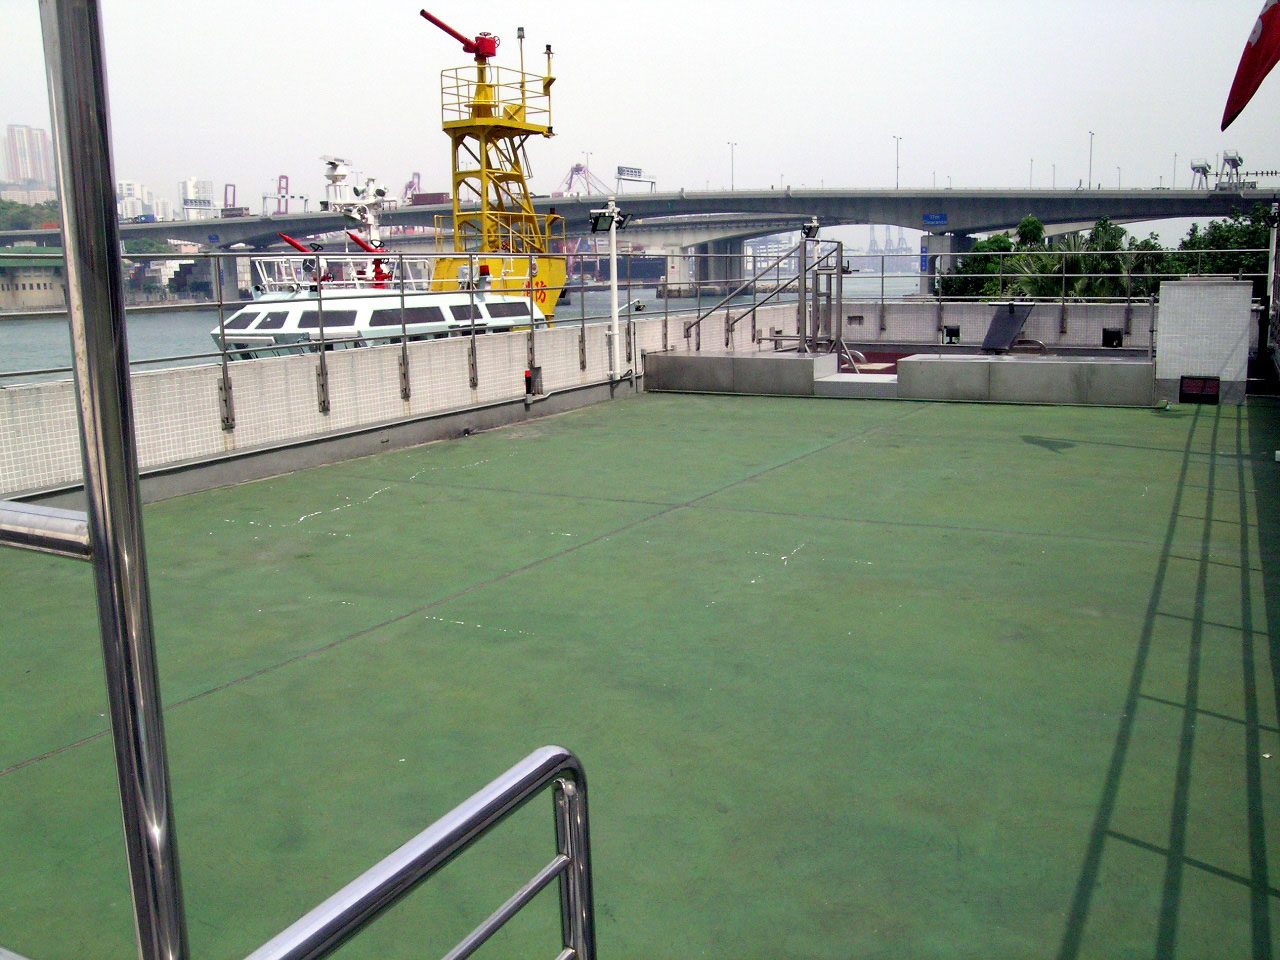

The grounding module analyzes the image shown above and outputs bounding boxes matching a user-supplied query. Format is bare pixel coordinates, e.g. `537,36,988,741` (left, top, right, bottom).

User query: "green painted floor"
2,394,1278,960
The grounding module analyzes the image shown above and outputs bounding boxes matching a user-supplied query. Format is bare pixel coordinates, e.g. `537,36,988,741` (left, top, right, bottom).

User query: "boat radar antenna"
318,155,393,245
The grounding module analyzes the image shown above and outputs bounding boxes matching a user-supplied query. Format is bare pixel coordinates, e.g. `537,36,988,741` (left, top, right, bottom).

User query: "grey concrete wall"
646,351,836,396
836,300,1155,350
650,350,839,396
898,355,1155,406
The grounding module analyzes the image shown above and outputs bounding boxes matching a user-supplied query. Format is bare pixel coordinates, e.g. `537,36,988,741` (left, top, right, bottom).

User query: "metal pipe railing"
38,3,190,960
244,745,595,960
0,500,91,559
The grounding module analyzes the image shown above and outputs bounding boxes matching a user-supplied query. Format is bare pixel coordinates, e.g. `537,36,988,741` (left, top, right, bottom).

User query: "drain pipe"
39,2,189,959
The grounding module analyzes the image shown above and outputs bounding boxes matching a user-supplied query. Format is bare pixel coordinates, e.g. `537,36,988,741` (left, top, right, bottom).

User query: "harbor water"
0,276,922,384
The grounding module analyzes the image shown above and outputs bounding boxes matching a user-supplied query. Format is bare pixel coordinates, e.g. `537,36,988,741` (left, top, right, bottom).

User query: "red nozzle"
420,8,498,60
278,233,310,253
346,230,379,253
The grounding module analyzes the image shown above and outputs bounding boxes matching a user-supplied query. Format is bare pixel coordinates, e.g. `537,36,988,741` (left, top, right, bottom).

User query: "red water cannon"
420,8,499,62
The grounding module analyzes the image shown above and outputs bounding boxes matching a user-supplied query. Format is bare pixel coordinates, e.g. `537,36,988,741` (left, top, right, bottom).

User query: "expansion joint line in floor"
1,406,927,778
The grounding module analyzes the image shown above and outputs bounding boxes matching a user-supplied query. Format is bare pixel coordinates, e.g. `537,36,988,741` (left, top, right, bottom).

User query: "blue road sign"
923,213,947,227
207,234,220,243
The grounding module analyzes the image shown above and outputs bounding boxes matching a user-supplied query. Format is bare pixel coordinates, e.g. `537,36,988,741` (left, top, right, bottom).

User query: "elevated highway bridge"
3,187,1275,252
2,186,1276,288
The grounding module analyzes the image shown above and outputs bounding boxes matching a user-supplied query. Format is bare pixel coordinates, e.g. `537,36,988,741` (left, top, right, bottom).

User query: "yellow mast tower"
420,9,566,316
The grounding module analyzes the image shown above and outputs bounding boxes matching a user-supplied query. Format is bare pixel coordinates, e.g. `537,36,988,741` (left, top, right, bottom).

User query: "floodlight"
801,217,820,239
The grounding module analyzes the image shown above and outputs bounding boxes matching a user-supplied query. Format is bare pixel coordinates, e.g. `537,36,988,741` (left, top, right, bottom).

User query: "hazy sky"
2,0,1277,236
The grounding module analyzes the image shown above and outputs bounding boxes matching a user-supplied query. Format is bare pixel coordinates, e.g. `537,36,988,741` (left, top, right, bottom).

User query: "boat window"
370,305,446,327
406,305,445,325
223,312,259,330
256,311,290,330
450,303,484,322
485,301,530,319
298,309,358,328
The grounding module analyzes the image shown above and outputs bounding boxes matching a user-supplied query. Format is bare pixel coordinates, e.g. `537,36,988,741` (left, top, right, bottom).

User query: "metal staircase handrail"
683,239,804,335
244,745,596,960
725,242,842,335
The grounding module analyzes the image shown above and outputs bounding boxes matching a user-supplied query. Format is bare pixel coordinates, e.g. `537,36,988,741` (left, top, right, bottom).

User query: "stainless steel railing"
245,745,595,960
1,8,601,960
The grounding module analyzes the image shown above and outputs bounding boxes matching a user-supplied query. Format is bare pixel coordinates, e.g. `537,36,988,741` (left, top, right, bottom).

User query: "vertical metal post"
797,238,808,353
527,254,537,376
38,3,189,959
835,241,844,354
1124,264,1134,335
213,253,234,429
750,252,758,346
468,253,478,388
1268,203,1278,322
1059,255,1068,336
397,254,410,401
315,260,329,413
608,200,620,376
663,257,670,352
879,253,886,333
578,254,586,370
695,261,701,342
554,779,596,960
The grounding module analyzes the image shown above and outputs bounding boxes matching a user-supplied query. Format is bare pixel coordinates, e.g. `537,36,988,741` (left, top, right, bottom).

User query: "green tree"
0,198,60,231
1169,204,1273,298
121,236,173,254
1015,215,1045,249
938,232,1015,297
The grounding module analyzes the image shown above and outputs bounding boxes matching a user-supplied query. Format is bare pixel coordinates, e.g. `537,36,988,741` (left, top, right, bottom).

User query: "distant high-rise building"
180,177,215,221
4,125,56,187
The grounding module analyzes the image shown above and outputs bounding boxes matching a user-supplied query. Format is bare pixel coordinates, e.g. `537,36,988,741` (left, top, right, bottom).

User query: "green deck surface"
2,394,1278,959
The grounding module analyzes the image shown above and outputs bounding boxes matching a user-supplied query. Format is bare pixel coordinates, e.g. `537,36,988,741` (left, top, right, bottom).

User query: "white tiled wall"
1155,280,1252,382
0,298,1164,496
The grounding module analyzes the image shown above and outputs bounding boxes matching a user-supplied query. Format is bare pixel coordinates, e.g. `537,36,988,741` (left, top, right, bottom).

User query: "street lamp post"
1029,158,1034,188
727,141,737,191
1116,166,1121,189
1088,131,1094,189
1052,163,1056,189
1173,152,1178,189
589,197,628,376
892,135,902,189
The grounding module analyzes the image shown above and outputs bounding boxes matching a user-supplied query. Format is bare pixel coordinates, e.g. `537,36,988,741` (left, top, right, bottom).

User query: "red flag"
1222,0,1280,130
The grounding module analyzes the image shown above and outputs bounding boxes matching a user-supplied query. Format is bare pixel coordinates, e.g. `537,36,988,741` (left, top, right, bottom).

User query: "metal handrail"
0,500,91,559
245,745,595,960
682,240,804,334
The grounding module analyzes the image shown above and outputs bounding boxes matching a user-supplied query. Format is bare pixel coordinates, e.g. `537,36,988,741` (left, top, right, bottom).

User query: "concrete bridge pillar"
695,238,745,293
919,232,973,294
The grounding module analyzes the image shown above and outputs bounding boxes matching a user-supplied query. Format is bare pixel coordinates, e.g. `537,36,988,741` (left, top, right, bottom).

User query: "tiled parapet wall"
0,315,686,497
0,299,1164,497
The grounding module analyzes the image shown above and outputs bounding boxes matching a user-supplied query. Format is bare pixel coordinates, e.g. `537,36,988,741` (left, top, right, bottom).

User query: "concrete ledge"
645,350,837,396
898,354,1155,406
814,373,899,399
